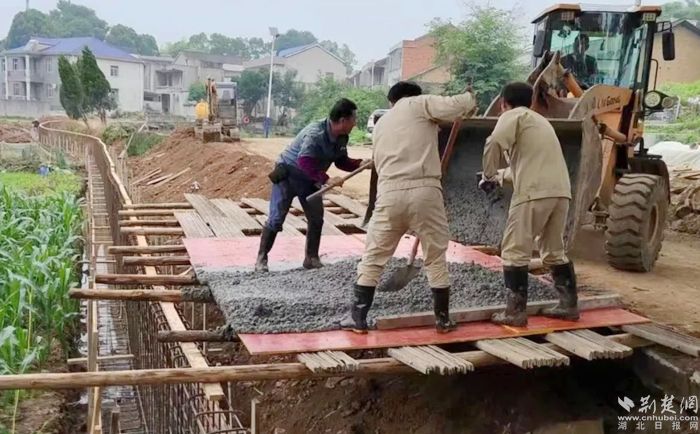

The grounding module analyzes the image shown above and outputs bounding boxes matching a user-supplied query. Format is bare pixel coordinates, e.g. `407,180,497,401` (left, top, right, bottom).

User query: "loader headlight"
643,91,662,109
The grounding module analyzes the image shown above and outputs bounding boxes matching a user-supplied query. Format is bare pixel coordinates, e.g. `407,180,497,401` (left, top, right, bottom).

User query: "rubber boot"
432,287,457,333
543,262,579,320
338,285,376,334
254,227,277,272
303,225,324,269
492,266,529,327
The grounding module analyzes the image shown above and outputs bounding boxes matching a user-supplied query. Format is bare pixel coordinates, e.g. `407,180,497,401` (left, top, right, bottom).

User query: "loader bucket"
440,116,602,250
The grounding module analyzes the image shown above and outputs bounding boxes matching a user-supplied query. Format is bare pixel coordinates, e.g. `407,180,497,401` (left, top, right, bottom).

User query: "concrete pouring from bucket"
204,257,557,334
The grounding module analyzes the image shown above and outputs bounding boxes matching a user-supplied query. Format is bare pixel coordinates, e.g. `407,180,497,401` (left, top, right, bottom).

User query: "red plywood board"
238,308,649,355
184,234,503,271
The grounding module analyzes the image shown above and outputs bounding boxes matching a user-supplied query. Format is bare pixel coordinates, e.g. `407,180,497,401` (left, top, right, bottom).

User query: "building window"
12,58,20,71
110,65,119,77
46,58,53,73
13,82,24,96
47,84,55,98
1,59,4,72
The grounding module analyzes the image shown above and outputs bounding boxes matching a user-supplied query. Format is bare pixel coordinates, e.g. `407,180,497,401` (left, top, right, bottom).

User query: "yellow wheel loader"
367,3,677,272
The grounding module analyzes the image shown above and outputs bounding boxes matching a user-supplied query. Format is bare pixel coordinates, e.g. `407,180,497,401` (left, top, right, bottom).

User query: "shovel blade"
378,265,422,292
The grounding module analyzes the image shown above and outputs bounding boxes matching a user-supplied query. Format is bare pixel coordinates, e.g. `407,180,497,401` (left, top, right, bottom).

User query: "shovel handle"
306,161,373,201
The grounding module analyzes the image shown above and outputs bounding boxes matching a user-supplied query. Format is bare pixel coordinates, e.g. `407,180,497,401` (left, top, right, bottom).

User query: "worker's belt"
268,163,289,184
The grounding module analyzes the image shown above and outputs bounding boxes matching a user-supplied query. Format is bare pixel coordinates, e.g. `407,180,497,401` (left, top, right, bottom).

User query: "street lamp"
264,27,279,138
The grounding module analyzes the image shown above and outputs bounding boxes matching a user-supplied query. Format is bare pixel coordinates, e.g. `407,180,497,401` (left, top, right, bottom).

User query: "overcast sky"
0,0,672,65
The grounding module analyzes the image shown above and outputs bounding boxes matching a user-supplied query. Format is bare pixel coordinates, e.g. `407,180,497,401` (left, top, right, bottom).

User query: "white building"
244,43,347,85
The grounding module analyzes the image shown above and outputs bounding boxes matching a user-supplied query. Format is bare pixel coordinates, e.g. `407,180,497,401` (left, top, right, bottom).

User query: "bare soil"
0,122,32,143
130,129,273,202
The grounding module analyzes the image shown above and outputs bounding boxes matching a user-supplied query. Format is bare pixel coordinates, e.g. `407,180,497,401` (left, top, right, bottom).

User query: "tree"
662,0,700,20
188,82,207,102
78,47,114,122
320,40,357,74
275,29,317,53
272,70,305,125
49,0,108,39
106,24,159,56
431,6,527,111
58,56,84,121
295,77,387,133
234,70,269,116
6,9,53,48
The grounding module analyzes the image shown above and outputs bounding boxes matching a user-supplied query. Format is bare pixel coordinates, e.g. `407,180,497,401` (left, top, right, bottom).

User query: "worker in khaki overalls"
480,82,578,327
339,82,477,334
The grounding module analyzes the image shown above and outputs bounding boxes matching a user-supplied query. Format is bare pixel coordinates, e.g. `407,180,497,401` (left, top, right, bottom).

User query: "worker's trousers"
501,197,570,267
357,186,450,288
266,175,323,234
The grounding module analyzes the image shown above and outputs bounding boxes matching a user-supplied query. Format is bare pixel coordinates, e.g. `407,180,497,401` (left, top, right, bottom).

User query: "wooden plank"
108,245,187,255
146,174,172,186
152,167,191,187
239,308,649,355
325,194,367,217
175,211,215,238
68,288,213,303
131,169,162,186
184,193,225,219
243,198,307,231
476,338,569,369
210,198,262,233
376,295,622,330
622,323,700,356
388,346,474,375
119,209,180,217
206,216,246,238
254,215,301,236
291,198,345,235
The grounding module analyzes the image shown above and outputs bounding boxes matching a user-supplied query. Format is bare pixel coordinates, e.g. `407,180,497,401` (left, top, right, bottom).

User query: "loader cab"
531,4,674,102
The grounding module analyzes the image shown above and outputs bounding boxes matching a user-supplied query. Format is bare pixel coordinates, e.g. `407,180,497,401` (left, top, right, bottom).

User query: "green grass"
659,80,700,105
0,172,82,196
646,113,700,144
127,132,165,157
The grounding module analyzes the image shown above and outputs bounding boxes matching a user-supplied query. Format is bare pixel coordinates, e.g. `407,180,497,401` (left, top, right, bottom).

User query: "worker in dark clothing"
561,33,598,88
255,98,371,272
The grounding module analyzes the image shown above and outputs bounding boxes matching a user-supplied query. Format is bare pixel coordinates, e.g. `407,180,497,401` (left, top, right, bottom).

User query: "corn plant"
0,186,83,386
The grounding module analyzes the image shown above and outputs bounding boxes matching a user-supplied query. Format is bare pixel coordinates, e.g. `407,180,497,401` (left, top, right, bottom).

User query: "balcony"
7,69,27,80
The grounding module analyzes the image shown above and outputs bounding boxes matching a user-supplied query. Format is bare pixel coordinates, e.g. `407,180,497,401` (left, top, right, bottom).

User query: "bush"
101,123,133,145
646,113,700,144
127,132,165,156
294,77,388,134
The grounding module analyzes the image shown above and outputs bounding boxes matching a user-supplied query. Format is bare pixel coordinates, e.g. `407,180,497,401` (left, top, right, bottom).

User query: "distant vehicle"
366,109,389,138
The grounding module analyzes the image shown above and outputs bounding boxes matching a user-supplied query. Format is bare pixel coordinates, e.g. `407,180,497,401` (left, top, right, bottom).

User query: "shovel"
378,119,463,292
306,160,373,202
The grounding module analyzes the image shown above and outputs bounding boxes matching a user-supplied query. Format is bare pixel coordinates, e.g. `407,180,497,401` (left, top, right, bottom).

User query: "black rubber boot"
492,266,529,327
432,287,457,333
338,285,375,334
543,262,579,320
254,227,277,272
303,225,323,269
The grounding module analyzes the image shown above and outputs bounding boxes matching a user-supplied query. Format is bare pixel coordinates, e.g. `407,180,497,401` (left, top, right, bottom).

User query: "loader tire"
605,174,667,272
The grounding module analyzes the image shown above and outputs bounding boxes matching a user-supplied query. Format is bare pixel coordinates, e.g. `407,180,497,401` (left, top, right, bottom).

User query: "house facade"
652,20,700,85
243,43,347,85
351,33,450,90
0,37,144,112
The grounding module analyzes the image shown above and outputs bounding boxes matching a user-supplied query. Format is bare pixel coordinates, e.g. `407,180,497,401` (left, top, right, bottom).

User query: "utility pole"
26,0,29,11
264,27,279,138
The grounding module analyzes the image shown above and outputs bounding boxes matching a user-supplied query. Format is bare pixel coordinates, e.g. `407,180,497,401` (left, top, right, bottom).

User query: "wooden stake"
157,330,237,343
120,227,184,236
121,255,191,266
118,219,180,227
68,354,135,366
68,288,213,303
94,274,196,286
0,333,650,390
108,245,187,255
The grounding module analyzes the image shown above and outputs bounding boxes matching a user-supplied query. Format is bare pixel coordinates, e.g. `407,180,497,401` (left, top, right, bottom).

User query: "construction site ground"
117,129,700,432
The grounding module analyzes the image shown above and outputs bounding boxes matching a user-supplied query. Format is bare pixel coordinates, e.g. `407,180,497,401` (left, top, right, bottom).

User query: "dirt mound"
130,128,273,203
669,168,700,234
0,123,32,143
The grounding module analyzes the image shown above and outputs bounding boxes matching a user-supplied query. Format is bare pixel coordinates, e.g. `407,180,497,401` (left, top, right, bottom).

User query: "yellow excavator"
194,78,241,143
366,3,677,272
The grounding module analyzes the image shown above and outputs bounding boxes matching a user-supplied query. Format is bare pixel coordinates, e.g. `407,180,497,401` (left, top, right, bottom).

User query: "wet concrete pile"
204,258,556,333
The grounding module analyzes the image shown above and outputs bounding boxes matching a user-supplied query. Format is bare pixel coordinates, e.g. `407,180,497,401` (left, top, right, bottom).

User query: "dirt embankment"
129,129,273,203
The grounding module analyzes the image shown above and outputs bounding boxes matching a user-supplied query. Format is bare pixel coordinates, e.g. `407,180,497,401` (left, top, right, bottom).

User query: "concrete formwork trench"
202,257,557,333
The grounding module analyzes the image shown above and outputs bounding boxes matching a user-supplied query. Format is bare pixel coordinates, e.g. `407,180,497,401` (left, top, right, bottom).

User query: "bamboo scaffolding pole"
108,245,187,255
0,334,651,390
121,255,191,266
118,219,180,227
94,274,196,286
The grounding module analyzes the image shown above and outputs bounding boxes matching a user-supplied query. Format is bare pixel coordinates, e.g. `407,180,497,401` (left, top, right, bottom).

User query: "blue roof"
277,43,316,57
2,37,138,62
